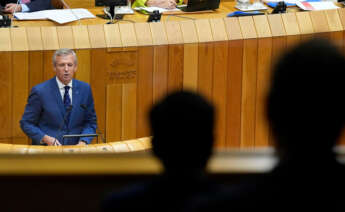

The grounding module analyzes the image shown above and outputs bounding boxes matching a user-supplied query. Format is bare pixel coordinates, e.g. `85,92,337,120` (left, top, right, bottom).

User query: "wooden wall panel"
210,18,228,41
88,25,106,48
29,51,44,89
198,43,214,100
255,38,272,147
10,28,28,51
180,20,199,43
134,23,153,46
226,17,243,148
165,21,184,44
41,27,59,50
104,24,122,48
56,26,75,49
183,44,198,91
310,10,329,38
12,52,29,145
137,47,153,138
91,49,108,142
120,24,138,47
43,51,55,81
168,44,184,92
75,49,91,83
26,27,43,51
241,39,258,148
153,46,168,103
325,10,344,50
296,12,314,40
0,52,12,144
212,41,228,148
122,83,137,140
106,84,122,142
0,28,12,51
150,22,168,46
282,13,301,47
72,26,91,49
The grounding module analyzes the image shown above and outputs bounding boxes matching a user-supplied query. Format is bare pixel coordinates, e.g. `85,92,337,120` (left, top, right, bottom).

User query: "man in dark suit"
102,91,219,212
20,48,97,146
1,0,54,13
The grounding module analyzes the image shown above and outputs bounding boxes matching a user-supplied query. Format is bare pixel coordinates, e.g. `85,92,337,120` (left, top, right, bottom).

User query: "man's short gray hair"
52,48,78,66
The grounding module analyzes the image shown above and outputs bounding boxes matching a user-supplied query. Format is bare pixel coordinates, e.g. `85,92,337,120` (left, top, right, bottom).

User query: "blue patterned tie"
64,86,71,125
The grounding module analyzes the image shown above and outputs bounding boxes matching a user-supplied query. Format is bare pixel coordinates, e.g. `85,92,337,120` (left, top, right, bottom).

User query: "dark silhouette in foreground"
102,91,218,212
190,38,345,211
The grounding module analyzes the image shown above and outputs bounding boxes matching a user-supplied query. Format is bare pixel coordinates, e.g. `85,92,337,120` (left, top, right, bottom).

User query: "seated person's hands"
3,3,22,13
146,0,177,9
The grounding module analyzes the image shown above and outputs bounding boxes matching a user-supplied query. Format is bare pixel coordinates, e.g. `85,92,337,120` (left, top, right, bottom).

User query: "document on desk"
134,6,181,13
14,8,96,24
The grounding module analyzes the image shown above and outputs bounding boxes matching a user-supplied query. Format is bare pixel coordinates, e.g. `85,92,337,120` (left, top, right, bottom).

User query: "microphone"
57,105,73,145
9,0,20,28
80,104,105,143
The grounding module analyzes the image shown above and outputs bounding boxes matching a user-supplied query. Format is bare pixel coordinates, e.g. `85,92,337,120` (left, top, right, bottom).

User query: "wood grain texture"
0,52,12,143
153,46,168,103
267,14,286,37
239,16,257,39
43,51,55,81
12,52,29,145
296,12,314,35
282,13,300,36
198,43,214,101
104,24,122,48
195,19,213,43
255,38,272,147
41,27,59,50
165,21,184,44
106,84,122,142
122,83,137,140
180,20,199,43
75,49,91,83
213,41,228,148
64,0,94,8
253,15,271,38
88,25,106,48
10,28,28,51
29,51,44,89
91,49,108,142
72,25,91,49
183,43,198,91
168,44,184,92
227,40,243,148
310,10,329,33
137,47,153,138
149,22,168,46
241,39,258,148
119,24,138,47
0,28,12,51
134,23,153,46
26,27,43,51
224,17,243,40
210,18,228,41
56,26,75,49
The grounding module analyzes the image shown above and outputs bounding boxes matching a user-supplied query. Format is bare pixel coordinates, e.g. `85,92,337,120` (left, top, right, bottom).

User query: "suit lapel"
50,77,65,120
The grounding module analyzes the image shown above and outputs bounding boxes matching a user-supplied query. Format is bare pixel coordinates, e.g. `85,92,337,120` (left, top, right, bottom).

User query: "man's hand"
77,141,87,146
42,135,61,146
146,0,177,9
4,3,22,14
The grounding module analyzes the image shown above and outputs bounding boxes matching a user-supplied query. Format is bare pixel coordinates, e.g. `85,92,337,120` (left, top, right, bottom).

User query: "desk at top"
1,2,345,148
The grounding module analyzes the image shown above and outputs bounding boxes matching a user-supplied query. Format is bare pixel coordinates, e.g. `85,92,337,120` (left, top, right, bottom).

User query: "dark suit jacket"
0,0,54,12
20,77,97,145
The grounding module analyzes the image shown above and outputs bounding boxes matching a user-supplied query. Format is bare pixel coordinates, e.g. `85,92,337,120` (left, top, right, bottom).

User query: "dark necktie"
64,86,71,125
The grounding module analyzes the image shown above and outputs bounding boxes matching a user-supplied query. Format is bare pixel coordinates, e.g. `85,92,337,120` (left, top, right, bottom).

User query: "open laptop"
177,0,220,12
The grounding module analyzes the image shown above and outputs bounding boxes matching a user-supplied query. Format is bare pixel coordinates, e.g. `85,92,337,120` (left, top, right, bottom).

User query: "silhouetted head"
149,91,215,171
267,38,345,158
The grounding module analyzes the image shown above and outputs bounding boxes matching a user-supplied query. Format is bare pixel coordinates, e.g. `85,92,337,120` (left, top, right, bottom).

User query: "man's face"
54,54,77,85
